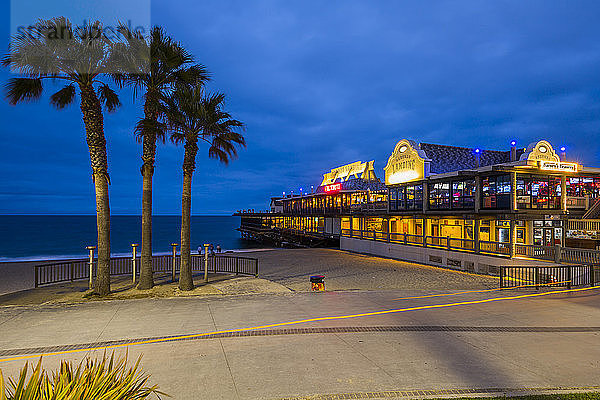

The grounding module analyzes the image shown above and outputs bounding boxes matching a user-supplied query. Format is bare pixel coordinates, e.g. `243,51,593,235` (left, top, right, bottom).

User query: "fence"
34,254,259,288
500,265,599,289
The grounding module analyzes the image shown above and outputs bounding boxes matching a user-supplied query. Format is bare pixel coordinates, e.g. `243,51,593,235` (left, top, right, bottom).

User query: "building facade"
236,139,600,271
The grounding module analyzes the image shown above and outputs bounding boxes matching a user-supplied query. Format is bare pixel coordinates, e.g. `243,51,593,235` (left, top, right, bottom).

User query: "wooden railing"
566,196,588,209
341,229,507,256
341,228,600,265
560,247,600,265
479,240,511,256
34,254,259,288
567,219,600,231
514,244,556,261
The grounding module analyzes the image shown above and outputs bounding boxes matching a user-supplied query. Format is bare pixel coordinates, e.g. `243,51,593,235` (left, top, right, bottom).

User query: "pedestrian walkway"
0,287,599,399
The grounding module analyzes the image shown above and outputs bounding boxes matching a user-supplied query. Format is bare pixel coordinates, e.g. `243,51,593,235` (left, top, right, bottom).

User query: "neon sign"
324,183,341,193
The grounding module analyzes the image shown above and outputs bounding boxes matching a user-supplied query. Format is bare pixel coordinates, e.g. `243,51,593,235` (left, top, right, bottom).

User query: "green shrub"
0,352,166,399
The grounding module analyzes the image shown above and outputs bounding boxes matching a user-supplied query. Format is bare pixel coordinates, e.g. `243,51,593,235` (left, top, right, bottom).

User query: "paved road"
1,286,599,399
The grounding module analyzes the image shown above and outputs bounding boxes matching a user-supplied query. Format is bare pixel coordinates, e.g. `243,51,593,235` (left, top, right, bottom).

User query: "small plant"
0,352,166,399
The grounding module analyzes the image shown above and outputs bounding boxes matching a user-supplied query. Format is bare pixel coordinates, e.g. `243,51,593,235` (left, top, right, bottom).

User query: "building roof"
420,143,524,174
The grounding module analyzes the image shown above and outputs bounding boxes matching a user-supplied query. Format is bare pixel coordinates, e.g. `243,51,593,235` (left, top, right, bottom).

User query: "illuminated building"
236,139,600,270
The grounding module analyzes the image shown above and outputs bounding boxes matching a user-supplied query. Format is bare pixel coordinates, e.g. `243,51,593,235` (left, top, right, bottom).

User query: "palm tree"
113,27,209,289
164,85,245,290
2,18,123,295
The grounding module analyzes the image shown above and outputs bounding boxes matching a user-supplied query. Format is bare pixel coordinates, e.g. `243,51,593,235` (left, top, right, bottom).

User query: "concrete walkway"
1,287,599,399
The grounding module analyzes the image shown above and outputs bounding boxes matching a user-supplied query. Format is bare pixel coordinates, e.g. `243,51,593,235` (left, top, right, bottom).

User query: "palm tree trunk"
79,83,111,295
138,160,154,289
179,171,194,290
138,92,159,289
94,174,111,295
179,138,198,291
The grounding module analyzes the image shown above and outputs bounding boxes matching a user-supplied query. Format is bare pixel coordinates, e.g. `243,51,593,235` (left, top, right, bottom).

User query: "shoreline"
0,247,277,264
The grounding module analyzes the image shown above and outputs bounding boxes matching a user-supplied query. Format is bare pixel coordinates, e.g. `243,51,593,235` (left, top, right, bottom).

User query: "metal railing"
500,265,598,289
34,254,259,288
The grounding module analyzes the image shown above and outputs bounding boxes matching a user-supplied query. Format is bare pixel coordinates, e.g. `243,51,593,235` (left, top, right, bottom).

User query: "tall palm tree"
2,18,123,295
164,85,245,290
113,27,209,289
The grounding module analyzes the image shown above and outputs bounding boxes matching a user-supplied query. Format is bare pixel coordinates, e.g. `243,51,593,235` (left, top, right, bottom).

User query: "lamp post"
171,243,178,282
203,243,210,283
86,246,96,290
131,243,138,284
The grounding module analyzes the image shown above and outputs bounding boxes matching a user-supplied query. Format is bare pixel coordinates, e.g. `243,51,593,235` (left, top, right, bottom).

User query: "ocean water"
0,215,257,262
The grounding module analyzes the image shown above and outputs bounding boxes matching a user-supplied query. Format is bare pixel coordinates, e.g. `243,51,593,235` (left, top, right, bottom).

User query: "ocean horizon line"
0,214,239,216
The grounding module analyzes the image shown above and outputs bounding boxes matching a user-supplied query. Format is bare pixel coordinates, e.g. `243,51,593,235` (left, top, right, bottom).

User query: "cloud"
1,0,600,213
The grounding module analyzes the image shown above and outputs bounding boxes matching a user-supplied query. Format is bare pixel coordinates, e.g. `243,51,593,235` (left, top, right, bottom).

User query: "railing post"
171,243,178,282
499,267,504,288
86,246,96,290
447,236,451,251
567,265,572,290
423,236,428,248
474,219,480,254
554,245,561,264
255,259,259,277
70,262,74,282
204,243,210,283
535,267,540,291
131,243,138,284
235,257,239,275
35,266,39,288
589,265,594,287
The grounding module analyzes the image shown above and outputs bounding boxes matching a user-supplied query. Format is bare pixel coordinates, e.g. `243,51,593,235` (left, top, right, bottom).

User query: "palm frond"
174,64,210,86
134,118,168,143
5,78,43,105
97,83,121,113
49,84,76,109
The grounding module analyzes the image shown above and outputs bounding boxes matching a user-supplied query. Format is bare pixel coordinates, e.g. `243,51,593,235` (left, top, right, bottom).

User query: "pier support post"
86,246,96,290
131,243,138,284
204,243,210,283
171,243,178,282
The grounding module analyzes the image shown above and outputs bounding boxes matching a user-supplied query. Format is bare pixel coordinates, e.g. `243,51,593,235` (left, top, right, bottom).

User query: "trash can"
310,275,325,292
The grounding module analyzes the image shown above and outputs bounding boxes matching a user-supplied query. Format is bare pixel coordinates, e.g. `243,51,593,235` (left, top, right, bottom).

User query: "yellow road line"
0,285,598,364
391,280,572,300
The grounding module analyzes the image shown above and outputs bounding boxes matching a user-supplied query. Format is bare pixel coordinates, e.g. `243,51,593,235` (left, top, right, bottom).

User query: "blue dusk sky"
0,0,599,215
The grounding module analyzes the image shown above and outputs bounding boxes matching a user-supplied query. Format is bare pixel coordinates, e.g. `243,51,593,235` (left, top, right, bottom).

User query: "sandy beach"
0,261,37,296
0,248,496,299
